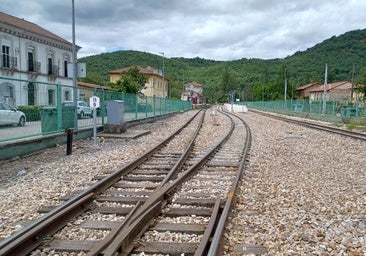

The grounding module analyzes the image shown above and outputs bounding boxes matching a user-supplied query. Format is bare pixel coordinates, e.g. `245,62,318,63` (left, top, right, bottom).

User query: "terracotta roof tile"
296,82,321,90
78,81,110,90
310,81,351,92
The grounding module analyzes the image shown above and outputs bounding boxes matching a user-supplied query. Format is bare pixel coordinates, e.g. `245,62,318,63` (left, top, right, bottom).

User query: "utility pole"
284,68,287,110
159,52,165,98
72,0,78,127
322,64,328,115
351,63,355,101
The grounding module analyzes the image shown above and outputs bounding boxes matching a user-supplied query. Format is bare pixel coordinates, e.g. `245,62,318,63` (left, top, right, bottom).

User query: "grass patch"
346,117,366,131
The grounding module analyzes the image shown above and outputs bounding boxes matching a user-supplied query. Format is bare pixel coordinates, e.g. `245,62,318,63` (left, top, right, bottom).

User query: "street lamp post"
72,0,78,128
159,52,165,98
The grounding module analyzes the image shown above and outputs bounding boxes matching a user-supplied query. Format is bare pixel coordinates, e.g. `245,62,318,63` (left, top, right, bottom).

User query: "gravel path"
225,111,366,255
0,110,201,239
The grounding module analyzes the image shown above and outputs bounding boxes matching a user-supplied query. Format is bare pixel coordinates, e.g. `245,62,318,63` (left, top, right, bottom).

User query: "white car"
63,100,93,118
0,102,26,126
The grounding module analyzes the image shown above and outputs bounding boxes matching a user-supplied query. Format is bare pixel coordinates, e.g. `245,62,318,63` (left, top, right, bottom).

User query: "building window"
2,45,10,68
47,52,58,76
27,48,40,72
64,90,70,101
28,82,35,105
64,60,68,77
48,57,53,75
28,51,34,71
48,89,55,105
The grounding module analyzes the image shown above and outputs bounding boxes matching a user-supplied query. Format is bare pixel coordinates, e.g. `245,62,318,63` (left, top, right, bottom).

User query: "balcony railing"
48,65,59,76
1,56,17,69
28,61,41,73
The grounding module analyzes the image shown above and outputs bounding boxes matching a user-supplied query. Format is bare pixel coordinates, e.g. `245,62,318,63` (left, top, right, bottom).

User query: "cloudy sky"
2,0,366,60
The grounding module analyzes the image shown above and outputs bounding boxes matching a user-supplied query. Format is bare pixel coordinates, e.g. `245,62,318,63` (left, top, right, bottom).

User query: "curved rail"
207,109,252,255
99,108,253,255
85,110,237,255
250,109,366,141
0,110,204,256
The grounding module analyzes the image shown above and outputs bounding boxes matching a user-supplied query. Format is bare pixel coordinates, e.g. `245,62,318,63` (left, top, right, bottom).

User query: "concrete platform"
97,129,150,139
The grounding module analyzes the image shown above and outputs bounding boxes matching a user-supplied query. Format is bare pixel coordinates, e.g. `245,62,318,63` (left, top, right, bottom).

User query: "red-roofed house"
309,81,353,101
296,82,322,98
0,12,81,107
108,66,168,98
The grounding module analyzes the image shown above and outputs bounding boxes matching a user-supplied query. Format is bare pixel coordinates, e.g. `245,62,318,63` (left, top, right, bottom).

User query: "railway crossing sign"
89,96,100,146
90,96,100,109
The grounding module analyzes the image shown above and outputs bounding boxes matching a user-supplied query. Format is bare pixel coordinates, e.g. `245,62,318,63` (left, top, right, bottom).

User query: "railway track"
250,109,366,141
0,108,252,256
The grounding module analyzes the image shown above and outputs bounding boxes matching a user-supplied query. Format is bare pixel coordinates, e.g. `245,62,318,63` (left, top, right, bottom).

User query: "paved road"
0,111,155,142
0,117,100,142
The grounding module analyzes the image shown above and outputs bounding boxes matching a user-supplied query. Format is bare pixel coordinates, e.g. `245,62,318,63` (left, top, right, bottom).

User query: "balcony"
1,56,17,70
48,65,59,76
28,61,41,73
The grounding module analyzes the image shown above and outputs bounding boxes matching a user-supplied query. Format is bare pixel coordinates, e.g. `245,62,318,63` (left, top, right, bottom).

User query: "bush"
18,105,42,121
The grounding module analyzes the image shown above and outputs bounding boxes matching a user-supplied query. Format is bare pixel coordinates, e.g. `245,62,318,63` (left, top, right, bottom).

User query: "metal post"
66,128,73,155
322,64,328,115
72,0,78,128
159,52,165,98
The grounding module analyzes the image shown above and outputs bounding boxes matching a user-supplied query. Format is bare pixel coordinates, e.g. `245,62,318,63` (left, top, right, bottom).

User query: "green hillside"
79,28,366,102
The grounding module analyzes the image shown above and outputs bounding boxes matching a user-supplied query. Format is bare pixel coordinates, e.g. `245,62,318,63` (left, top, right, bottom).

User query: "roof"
78,82,110,90
109,66,161,76
310,81,352,92
0,12,77,49
296,82,321,91
184,81,203,88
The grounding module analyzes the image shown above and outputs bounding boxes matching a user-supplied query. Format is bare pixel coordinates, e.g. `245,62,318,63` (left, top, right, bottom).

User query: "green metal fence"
242,99,365,123
0,76,192,143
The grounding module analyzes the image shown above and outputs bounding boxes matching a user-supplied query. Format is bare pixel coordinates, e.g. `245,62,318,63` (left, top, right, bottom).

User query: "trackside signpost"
90,96,100,146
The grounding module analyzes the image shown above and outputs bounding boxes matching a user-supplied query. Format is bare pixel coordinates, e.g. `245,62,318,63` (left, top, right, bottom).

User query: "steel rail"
0,110,203,256
207,109,252,255
250,109,366,141
89,110,237,255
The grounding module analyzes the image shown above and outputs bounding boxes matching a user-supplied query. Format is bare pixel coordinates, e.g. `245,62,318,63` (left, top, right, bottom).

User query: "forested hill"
79,28,366,101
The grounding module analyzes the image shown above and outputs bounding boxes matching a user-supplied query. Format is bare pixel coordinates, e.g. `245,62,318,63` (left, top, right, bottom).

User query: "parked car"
0,102,26,126
63,100,93,119
137,103,152,112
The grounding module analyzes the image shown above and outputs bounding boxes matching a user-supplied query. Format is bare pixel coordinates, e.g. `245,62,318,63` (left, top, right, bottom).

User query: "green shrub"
18,105,42,121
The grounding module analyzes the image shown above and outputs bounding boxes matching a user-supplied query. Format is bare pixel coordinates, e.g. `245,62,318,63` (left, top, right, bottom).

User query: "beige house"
181,81,204,104
309,81,354,101
108,66,168,98
296,82,322,99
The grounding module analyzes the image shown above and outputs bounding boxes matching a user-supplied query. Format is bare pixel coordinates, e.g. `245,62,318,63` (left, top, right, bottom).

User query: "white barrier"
224,103,248,113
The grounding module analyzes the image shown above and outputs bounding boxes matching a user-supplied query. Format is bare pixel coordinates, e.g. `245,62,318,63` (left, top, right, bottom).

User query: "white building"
181,81,204,104
0,12,80,107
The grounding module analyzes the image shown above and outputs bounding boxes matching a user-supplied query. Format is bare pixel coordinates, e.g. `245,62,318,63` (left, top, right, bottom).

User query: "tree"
111,66,147,94
355,67,366,99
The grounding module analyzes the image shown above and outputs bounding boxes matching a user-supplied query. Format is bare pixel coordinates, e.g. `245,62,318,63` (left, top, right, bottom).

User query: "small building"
0,12,80,107
108,66,168,98
77,82,110,102
296,82,322,99
309,81,353,101
181,81,204,104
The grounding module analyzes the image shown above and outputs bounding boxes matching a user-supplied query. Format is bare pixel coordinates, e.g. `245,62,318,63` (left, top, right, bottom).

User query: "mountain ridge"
79,28,366,101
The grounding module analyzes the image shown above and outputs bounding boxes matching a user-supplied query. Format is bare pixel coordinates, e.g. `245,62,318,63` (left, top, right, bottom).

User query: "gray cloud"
2,0,365,60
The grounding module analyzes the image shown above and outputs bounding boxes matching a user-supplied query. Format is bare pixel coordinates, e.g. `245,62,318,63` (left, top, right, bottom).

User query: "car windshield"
0,102,14,110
